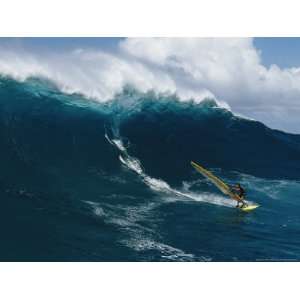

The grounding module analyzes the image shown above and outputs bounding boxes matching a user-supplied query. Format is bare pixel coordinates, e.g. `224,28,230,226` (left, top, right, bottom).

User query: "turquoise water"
0,77,299,261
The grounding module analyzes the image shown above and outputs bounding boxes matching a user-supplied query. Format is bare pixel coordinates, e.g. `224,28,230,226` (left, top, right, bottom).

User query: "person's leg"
240,198,248,208
234,195,240,208
240,196,247,208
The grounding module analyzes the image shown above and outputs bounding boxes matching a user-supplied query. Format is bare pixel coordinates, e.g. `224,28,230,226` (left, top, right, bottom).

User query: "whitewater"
1,37,300,132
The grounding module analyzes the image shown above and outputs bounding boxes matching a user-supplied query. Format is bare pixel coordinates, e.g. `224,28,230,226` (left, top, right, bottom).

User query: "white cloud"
0,38,300,133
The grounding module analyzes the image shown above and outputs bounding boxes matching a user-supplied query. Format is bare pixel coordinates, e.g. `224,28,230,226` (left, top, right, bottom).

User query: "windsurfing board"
239,204,260,212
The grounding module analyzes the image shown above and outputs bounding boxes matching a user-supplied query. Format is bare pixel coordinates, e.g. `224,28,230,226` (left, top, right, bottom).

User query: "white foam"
123,237,198,261
85,200,106,217
119,155,143,175
235,172,300,201
3,38,300,132
84,184,211,262
112,139,127,152
106,133,236,208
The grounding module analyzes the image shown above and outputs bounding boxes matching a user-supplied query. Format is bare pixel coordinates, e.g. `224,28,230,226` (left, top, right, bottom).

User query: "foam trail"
105,133,235,208
85,200,201,261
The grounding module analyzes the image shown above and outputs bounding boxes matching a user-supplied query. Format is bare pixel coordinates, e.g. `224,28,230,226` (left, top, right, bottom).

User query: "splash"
105,132,236,208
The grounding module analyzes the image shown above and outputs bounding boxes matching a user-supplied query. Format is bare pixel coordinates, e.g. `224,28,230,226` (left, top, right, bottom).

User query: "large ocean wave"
0,75,300,261
1,76,299,188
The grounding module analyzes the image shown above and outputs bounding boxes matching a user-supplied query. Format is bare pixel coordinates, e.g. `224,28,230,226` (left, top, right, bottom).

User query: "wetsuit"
237,186,245,199
232,186,247,208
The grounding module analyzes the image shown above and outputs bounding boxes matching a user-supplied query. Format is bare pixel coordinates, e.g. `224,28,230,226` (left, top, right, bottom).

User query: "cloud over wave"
0,38,299,132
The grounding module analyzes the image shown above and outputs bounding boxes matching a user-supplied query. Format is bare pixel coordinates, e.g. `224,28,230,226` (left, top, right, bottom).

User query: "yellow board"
239,204,260,212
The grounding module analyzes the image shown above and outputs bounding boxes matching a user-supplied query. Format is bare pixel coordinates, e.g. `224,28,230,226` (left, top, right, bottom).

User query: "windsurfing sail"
191,161,237,199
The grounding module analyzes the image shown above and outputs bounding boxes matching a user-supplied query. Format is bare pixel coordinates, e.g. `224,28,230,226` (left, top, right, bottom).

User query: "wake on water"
104,132,236,208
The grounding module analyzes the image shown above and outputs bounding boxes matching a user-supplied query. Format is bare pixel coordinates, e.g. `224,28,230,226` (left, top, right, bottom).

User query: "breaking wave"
0,76,300,261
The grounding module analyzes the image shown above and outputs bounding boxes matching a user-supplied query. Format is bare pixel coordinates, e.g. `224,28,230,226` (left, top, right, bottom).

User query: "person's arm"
230,186,237,192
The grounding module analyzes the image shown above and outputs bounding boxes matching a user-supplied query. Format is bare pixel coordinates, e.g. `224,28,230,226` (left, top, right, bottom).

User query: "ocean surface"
0,76,299,261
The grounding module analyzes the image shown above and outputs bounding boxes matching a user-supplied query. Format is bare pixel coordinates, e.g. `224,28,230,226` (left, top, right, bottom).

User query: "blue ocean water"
0,76,299,261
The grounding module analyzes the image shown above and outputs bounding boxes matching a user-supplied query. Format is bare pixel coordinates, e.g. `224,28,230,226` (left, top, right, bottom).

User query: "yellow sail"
191,161,236,198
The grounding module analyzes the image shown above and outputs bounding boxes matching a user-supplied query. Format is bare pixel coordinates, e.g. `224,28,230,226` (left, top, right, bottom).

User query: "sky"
0,37,299,133
4,37,300,69
254,38,300,68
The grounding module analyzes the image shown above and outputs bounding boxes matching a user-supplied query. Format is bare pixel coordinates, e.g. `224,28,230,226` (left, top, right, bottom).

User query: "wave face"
0,76,300,261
